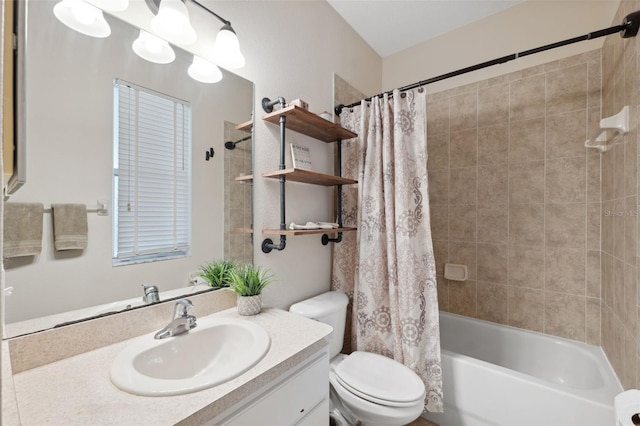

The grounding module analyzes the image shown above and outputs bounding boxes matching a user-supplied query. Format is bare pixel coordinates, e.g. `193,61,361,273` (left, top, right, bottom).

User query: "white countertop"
11,308,332,426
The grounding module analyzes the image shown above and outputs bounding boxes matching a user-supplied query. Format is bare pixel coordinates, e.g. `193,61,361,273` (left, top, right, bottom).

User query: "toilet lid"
334,351,425,406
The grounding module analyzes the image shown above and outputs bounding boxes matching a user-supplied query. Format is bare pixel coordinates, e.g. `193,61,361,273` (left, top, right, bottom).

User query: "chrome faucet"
142,284,160,304
154,299,197,339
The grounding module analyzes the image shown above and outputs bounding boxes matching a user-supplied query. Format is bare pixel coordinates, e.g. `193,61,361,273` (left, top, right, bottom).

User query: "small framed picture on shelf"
290,144,312,170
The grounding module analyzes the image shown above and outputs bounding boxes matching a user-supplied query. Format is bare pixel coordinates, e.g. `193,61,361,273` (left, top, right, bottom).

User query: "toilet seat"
334,351,425,407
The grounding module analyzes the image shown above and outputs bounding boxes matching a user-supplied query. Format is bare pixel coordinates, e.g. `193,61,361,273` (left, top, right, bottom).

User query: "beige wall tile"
545,64,588,116
450,92,478,132
449,167,477,205
449,241,477,281
477,281,508,324
449,205,477,242
602,142,615,201
510,74,546,122
587,154,601,203
614,197,626,259
586,250,601,298
450,129,478,168
509,161,545,204
624,263,637,338
586,297,601,346
613,144,626,200
624,329,638,389
478,125,508,166
478,165,507,205
449,280,477,317
625,131,639,198
587,202,601,250
477,204,508,244
427,97,450,137
546,110,587,159
477,243,508,284
544,291,586,342
427,133,450,171
588,52,602,110
614,258,626,319
430,205,448,241
545,157,587,203
509,117,545,163
602,252,614,309
428,170,449,206
602,201,615,254
508,286,544,332
478,83,508,127
625,196,638,264
509,245,545,289
544,247,586,295
509,203,544,246
545,203,586,249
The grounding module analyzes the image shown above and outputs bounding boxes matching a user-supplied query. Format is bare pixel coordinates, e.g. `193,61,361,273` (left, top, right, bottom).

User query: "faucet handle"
173,298,193,318
141,284,160,304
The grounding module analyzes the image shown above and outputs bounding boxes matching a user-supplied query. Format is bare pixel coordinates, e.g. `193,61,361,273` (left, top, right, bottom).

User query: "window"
112,80,192,265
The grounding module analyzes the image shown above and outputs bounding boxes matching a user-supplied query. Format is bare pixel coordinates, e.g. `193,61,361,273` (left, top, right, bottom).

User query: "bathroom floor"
407,417,438,426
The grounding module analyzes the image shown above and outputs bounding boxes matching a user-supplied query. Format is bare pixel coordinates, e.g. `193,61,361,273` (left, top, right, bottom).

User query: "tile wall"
429,49,604,345
224,121,253,264
600,0,640,391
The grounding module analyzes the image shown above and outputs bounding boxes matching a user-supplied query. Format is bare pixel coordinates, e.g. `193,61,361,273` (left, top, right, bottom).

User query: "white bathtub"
423,312,622,426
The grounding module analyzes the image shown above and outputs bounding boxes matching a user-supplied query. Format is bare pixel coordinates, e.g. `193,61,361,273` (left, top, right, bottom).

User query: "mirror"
3,1,254,337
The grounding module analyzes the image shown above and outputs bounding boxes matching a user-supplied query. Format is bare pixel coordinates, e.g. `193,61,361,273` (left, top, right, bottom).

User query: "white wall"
5,0,382,322
382,0,620,94
207,1,382,309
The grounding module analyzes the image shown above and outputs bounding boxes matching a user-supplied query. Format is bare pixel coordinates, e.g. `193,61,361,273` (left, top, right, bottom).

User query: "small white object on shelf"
289,222,339,230
444,263,468,282
585,106,629,153
290,144,312,170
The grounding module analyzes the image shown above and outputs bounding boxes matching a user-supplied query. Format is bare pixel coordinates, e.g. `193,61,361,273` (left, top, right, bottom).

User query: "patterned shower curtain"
332,88,443,412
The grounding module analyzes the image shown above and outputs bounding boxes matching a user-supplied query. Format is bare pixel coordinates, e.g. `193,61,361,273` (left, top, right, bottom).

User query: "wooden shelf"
234,228,253,234
235,120,253,132
262,227,356,236
262,105,357,142
235,174,253,182
262,168,357,186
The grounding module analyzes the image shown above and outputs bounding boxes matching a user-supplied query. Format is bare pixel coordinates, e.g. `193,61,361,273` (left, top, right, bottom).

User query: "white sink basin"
110,316,270,396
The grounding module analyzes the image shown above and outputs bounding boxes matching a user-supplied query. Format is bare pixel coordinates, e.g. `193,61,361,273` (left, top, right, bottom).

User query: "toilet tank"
290,291,349,358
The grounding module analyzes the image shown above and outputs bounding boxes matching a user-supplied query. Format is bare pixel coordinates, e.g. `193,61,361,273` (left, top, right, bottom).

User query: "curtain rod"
335,10,640,116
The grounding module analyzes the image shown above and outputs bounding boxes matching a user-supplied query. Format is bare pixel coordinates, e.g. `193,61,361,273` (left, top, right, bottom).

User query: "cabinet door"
296,398,329,426
222,349,329,426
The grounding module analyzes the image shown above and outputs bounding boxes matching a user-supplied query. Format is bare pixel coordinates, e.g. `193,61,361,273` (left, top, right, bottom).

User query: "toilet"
290,291,425,426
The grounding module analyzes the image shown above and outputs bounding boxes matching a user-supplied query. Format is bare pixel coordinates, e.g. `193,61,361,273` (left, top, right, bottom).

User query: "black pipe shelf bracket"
334,10,640,116
260,97,358,253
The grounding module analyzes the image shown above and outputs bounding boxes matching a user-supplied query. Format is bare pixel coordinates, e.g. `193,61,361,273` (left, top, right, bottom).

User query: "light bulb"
188,55,223,83
53,0,111,38
132,30,175,64
151,0,196,45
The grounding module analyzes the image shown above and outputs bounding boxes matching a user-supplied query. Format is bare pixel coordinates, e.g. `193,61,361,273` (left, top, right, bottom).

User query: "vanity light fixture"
132,30,176,64
53,0,111,38
151,0,197,45
188,55,223,83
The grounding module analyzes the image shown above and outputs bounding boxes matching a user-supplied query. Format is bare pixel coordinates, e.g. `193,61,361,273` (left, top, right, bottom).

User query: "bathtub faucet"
154,299,197,339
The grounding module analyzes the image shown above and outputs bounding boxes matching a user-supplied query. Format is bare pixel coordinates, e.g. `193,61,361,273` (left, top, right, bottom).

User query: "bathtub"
423,312,622,426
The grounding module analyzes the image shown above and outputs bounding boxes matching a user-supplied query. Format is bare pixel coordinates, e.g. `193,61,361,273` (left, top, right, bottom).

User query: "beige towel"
3,203,44,258
52,204,88,251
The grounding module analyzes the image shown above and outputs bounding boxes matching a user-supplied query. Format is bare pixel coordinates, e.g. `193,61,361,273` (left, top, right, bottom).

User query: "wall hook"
205,147,214,161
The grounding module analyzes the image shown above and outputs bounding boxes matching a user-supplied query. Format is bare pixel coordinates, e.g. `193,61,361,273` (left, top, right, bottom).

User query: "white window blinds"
113,80,192,264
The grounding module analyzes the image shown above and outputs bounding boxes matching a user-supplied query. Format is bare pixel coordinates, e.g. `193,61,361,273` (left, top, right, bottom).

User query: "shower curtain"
332,88,443,412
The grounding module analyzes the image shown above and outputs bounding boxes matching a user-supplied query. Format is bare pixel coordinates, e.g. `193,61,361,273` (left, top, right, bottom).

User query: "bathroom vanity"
7,307,332,425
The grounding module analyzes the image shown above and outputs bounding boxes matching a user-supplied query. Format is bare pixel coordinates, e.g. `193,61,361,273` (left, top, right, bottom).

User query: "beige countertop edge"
11,308,333,426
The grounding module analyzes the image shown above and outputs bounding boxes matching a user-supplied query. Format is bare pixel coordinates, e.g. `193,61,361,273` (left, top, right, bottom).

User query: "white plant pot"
237,294,262,316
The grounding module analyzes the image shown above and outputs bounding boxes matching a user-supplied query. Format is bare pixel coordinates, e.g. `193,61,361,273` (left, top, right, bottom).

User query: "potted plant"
199,259,235,288
227,264,273,315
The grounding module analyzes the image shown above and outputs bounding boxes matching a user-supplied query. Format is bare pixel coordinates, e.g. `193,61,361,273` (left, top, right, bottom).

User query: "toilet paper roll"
615,389,640,426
